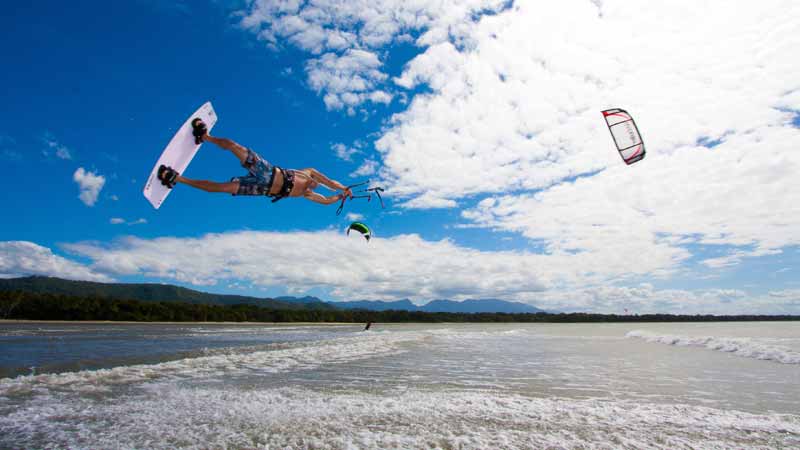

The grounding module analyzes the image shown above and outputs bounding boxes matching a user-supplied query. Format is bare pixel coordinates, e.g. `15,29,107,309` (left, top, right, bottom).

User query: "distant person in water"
157,118,352,205
364,322,373,331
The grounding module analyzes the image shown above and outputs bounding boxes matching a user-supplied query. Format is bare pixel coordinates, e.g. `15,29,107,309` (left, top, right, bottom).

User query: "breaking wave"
626,330,800,364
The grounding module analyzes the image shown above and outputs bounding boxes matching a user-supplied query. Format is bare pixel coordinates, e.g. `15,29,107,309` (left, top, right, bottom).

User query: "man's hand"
341,188,353,199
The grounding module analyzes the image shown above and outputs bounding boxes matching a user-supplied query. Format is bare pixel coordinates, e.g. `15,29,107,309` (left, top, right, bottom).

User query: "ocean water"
0,321,798,449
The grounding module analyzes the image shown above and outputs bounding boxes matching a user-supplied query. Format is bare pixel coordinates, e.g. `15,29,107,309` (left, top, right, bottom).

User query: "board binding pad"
143,101,218,209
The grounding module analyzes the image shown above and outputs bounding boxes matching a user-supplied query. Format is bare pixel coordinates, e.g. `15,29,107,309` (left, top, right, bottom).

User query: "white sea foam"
0,332,419,397
626,330,800,364
0,327,114,336
1,386,798,449
426,327,624,344
182,325,351,334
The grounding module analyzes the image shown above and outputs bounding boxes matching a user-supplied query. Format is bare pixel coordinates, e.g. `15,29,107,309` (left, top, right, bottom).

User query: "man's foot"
191,118,207,145
157,165,179,188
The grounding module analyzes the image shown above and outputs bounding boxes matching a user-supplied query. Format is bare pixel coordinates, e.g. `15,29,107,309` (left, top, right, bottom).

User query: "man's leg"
203,135,249,165
176,175,239,194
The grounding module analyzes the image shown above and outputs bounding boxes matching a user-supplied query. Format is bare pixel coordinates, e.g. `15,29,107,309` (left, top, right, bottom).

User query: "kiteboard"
143,101,218,209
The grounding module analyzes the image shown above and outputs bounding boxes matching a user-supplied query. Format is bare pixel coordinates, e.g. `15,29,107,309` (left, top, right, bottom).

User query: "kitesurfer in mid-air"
157,119,352,205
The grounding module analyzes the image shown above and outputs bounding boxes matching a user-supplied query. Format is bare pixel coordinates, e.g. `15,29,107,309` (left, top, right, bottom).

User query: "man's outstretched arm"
304,168,349,192
304,191,345,205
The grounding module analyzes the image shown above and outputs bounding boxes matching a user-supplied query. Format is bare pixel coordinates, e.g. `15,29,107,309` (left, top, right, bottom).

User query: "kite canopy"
602,108,645,165
347,222,371,241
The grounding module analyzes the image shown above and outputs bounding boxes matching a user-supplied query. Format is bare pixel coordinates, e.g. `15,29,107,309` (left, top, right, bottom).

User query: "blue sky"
1,0,798,314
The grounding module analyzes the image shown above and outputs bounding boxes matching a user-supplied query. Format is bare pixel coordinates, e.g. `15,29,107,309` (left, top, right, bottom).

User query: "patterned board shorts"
231,149,274,196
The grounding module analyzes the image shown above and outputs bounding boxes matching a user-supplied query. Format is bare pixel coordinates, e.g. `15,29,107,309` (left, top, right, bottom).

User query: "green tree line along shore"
2,291,798,323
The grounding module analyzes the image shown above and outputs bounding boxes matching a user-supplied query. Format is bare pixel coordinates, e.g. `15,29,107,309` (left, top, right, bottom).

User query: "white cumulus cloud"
376,0,800,206
350,159,378,178
533,284,800,315
73,167,105,207
307,49,391,112
332,143,359,161
0,241,112,282
461,126,800,275
238,0,511,110
109,218,147,226
63,230,550,300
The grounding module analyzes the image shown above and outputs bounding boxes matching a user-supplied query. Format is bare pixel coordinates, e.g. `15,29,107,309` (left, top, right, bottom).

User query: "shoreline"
2,319,799,325
0,320,357,326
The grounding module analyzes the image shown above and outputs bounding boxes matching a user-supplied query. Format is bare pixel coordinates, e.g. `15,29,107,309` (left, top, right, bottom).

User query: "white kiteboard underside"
143,101,218,209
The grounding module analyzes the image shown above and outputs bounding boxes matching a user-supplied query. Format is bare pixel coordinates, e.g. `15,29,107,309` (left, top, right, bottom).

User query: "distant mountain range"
0,276,546,314
275,296,330,307
336,298,545,314
0,276,326,310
